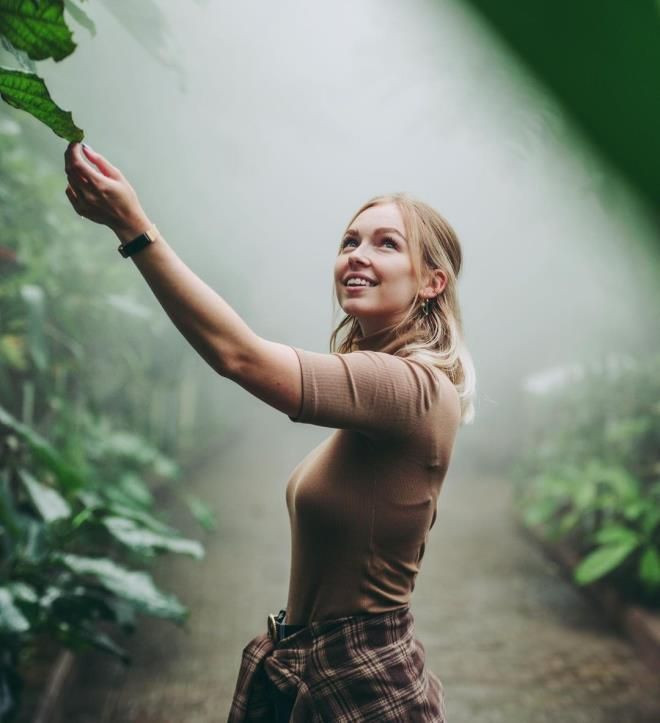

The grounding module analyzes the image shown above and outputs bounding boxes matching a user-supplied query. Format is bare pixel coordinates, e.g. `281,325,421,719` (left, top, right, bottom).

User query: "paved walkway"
59,413,660,722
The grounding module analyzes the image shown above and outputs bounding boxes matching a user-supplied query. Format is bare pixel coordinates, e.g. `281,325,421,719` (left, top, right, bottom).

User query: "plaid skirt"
227,604,446,722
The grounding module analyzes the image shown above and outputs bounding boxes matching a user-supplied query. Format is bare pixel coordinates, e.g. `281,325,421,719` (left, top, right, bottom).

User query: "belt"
267,609,306,642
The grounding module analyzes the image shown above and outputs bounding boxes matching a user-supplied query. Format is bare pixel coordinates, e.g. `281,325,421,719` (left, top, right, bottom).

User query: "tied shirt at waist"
226,605,447,722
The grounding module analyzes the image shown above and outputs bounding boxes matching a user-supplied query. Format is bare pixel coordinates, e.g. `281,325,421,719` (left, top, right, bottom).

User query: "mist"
17,0,659,717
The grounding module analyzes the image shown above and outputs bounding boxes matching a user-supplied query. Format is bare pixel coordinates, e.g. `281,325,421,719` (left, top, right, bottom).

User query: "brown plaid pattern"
227,605,447,722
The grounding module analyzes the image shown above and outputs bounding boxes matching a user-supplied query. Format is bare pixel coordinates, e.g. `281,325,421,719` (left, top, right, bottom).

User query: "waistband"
267,608,306,642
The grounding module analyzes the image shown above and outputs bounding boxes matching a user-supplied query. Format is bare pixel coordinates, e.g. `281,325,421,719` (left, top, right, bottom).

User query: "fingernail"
82,142,93,152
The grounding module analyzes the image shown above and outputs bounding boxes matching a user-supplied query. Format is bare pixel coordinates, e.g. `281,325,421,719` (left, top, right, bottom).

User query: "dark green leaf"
0,67,84,141
56,554,188,621
0,0,76,61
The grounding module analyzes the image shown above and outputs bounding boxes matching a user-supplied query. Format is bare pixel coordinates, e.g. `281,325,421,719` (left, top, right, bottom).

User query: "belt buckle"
267,609,286,642
267,614,278,642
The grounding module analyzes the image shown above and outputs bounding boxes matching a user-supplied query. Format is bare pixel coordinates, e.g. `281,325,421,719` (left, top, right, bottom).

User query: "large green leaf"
56,553,188,621
0,67,83,141
18,468,71,523
102,516,204,560
0,587,29,633
0,0,76,61
574,541,639,585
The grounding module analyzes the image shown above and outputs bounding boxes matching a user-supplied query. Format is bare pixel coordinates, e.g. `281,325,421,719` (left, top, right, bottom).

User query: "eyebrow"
344,226,407,242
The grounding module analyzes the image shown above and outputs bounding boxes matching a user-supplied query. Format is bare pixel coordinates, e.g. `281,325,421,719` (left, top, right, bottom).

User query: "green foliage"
513,355,660,607
0,120,217,720
0,0,86,140
0,0,76,61
0,68,83,141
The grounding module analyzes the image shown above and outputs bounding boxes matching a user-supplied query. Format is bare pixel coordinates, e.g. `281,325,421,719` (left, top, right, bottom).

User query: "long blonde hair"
329,193,476,425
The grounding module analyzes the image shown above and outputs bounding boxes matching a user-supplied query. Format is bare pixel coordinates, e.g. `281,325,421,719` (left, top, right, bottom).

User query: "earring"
421,297,430,316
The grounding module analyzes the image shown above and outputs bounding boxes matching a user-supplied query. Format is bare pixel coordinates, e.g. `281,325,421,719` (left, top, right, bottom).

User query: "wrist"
113,214,153,243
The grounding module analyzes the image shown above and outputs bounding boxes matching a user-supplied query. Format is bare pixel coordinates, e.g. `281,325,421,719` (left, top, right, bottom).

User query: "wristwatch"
117,223,158,258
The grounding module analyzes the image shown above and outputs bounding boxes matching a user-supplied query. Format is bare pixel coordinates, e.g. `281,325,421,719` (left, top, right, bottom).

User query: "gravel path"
58,413,660,722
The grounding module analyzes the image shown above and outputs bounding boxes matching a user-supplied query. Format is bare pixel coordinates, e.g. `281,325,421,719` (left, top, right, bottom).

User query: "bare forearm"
116,221,255,376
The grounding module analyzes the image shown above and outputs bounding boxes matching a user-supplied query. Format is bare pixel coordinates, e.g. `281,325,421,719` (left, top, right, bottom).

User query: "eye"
341,236,358,248
382,236,398,249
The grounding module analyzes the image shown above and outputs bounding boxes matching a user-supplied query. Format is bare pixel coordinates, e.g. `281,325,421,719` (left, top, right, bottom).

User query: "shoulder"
401,354,462,422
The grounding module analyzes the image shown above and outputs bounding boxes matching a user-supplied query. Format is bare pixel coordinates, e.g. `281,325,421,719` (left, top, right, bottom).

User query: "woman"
64,142,476,722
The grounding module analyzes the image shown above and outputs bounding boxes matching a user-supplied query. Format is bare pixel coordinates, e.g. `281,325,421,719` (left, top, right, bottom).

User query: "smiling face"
335,201,435,336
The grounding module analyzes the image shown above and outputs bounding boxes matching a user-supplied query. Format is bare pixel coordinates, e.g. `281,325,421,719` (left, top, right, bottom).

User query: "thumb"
82,143,122,180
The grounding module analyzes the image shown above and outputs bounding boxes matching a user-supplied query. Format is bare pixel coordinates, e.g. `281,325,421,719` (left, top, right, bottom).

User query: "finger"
66,168,90,188
81,144,122,180
69,142,107,185
66,173,96,207
65,184,86,216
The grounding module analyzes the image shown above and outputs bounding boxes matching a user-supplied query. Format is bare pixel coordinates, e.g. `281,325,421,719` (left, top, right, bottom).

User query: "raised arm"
63,142,303,417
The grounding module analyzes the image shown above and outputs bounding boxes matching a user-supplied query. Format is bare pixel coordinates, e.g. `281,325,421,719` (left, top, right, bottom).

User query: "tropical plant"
512,354,660,607
0,0,87,140
0,105,216,721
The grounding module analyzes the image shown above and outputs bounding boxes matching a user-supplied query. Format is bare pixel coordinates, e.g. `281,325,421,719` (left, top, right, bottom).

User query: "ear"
422,268,447,297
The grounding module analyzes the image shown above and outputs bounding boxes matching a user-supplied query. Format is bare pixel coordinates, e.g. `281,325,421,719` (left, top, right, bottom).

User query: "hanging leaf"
0,0,76,61
573,541,639,585
0,67,84,141
18,468,71,523
0,588,29,633
102,516,205,560
56,554,188,621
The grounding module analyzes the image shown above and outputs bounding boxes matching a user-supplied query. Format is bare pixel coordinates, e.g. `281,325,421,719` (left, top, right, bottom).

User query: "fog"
39,0,659,476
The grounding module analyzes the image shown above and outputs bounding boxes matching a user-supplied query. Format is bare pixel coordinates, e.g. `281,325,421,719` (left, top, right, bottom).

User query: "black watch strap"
118,224,158,258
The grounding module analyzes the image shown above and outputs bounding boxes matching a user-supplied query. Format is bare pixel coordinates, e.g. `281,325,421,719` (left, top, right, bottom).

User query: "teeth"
346,278,374,286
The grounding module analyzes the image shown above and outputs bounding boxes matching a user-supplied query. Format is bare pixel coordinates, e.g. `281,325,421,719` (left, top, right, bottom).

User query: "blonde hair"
329,192,476,425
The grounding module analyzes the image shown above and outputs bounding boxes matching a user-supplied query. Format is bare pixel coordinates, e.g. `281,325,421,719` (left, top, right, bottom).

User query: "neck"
354,319,421,355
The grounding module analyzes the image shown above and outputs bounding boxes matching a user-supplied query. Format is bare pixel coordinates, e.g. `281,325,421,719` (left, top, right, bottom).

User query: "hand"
64,142,152,242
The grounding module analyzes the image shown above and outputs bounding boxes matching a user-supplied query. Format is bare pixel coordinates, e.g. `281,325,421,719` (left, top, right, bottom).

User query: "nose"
347,247,371,268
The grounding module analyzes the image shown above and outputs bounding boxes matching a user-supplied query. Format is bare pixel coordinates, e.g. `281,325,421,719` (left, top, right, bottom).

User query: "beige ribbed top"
284,325,461,626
